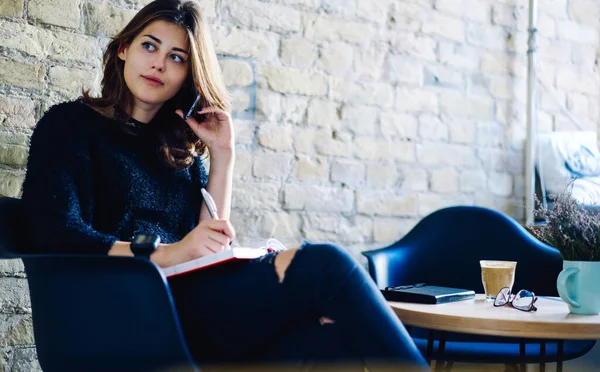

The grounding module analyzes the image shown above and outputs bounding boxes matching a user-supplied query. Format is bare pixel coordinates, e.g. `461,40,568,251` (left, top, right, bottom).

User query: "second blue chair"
363,206,595,370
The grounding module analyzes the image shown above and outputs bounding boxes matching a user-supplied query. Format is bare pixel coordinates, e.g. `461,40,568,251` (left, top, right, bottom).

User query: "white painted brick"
229,0,302,33
307,99,342,130
460,170,488,192
29,0,80,28
330,160,366,187
322,0,357,17
281,38,317,69
556,69,599,95
417,143,475,167
279,0,322,8
303,13,375,45
437,42,480,71
253,152,293,180
258,211,303,245
280,95,309,125
399,165,429,192
419,115,449,141
537,111,553,133
255,89,282,122
488,172,513,196
380,112,418,140
367,164,398,187
480,53,526,77
261,66,327,96
507,30,528,54
557,20,599,45
492,3,527,30
496,100,526,126
233,182,280,210
215,28,279,61
220,59,253,87
0,97,36,130
0,169,24,198
315,132,353,157
330,79,394,108
292,128,322,154
354,45,387,80
395,88,438,113
488,76,527,102
439,92,495,120
0,0,24,17
357,0,390,25
430,168,459,193
435,0,491,22
477,122,506,148
341,105,379,136
353,139,415,163
476,196,525,221
566,92,591,118
538,39,572,64
422,11,466,42
233,151,253,180
294,154,328,181
477,148,524,173
383,55,423,86
0,58,45,91
257,123,294,151
538,13,557,39
389,33,437,62
357,189,418,217
389,2,429,32
568,0,600,28
339,215,373,244
447,117,476,144
374,217,418,243
317,42,354,76
572,44,598,73
423,64,464,90
467,23,509,51
418,192,473,216
538,0,569,18
234,120,254,145
284,184,354,212
0,278,30,313
231,90,251,112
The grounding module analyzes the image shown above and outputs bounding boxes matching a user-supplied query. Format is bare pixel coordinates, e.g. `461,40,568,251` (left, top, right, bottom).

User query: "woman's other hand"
176,108,234,155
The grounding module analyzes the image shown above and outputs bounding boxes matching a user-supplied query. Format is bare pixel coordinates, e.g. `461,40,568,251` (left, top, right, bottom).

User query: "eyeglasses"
493,287,538,312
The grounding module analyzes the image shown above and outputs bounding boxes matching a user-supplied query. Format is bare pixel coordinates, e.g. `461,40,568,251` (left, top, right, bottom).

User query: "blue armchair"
0,197,198,372
363,206,595,369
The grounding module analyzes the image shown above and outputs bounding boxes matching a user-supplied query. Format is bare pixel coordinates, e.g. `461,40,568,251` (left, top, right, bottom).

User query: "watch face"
133,234,156,245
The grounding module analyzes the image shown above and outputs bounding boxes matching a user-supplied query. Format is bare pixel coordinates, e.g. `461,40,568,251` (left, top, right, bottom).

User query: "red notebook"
161,239,288,278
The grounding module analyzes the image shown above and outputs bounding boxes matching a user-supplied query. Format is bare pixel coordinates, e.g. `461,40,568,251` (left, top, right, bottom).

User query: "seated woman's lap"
167,242,359,363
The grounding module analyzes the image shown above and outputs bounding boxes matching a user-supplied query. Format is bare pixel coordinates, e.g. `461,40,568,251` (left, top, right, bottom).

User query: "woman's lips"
141,75,163,86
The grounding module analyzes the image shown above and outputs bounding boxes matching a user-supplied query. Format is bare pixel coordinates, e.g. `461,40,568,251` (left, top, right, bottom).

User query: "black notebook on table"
381,283,475,304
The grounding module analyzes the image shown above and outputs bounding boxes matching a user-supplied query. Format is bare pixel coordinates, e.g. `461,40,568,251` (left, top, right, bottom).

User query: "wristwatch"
130,234,161,259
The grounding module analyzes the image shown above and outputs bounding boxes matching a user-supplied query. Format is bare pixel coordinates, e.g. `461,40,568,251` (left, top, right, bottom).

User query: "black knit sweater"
21,99,208,254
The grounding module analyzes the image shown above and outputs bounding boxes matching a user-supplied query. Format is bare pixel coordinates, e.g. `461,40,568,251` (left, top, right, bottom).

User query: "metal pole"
525,0,538,226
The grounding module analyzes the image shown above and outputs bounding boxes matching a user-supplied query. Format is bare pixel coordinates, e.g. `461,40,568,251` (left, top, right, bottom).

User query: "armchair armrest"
362,245,416,289
22,253,197,372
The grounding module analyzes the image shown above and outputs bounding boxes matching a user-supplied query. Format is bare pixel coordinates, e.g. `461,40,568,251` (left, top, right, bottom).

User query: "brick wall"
0,0,598,369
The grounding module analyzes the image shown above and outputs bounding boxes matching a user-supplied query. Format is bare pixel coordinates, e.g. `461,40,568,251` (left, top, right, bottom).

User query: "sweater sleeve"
21,103,118,255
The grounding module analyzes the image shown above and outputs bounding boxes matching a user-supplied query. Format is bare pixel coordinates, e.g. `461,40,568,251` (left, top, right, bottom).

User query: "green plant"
531,185,600,261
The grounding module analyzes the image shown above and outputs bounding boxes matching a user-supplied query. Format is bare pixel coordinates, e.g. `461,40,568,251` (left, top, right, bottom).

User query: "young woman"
21,0,427,370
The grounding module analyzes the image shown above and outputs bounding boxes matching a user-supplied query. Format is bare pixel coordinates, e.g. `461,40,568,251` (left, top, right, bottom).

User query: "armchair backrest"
363,206,563,296
0,197,197,372
23,255,197,372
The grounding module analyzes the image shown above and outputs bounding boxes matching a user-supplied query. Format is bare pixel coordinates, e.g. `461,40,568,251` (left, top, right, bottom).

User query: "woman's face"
118,20,190,109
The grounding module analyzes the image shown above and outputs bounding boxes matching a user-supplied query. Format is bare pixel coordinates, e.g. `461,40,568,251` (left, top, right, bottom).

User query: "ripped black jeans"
168,243,427,369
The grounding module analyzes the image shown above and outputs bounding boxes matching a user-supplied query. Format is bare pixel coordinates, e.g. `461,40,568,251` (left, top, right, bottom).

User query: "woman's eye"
142,42,156,52
170,54,185,63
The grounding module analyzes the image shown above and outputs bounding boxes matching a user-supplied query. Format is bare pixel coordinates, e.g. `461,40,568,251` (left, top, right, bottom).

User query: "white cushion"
537,131,600,202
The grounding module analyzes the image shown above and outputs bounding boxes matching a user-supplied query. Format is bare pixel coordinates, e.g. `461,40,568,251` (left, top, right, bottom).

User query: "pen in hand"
201,188,233,249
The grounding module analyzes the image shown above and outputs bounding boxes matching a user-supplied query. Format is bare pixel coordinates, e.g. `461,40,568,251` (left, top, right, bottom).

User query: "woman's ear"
117,43,128,61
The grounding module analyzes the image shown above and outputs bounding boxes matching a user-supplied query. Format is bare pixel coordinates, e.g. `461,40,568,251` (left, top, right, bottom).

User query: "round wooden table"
388,294,600,371
389,294,600,340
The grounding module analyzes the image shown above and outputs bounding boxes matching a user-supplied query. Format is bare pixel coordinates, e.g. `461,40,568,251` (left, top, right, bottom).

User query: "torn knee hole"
319,316,335,325
273,248,298,283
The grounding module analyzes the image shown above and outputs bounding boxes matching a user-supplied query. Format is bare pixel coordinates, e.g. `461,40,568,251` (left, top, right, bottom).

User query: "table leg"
539,342,546,372
557,340,564,372
519,341,526,372
426,329,434,366
435,331,447,372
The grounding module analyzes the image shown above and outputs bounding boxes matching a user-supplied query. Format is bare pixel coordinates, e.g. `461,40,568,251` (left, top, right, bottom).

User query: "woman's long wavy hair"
82,0,231,169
